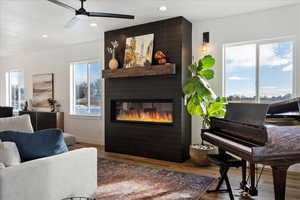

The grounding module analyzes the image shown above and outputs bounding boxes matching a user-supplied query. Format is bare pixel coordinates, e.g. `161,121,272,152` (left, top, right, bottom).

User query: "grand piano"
202,97,300,200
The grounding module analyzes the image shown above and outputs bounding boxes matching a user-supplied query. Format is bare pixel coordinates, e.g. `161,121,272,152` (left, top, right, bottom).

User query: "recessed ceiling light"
159,6,167,12
90,23,98,27
42,34,48,38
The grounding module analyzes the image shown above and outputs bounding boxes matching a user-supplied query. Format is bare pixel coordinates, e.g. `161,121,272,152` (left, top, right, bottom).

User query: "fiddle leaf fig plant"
183,55,227,129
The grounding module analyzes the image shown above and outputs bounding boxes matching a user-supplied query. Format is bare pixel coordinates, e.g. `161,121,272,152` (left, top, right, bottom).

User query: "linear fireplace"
112,100,173,124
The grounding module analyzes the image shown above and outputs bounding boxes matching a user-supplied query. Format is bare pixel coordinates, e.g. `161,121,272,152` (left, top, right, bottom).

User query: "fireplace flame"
116,111,173,123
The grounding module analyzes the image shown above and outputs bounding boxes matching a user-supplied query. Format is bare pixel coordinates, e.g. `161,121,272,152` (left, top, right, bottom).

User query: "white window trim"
6,69,25,111
222,36,296,102
69,59,102,117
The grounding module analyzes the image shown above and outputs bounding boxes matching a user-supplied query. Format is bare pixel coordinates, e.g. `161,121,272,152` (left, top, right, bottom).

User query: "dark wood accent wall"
104,17,192,162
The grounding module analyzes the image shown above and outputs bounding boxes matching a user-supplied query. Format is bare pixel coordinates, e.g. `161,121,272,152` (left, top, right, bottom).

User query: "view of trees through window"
72,61,101,115
7,71,25,110
224,40,293,103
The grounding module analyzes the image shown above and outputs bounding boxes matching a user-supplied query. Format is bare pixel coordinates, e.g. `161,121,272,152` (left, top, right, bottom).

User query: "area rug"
97,157,216,200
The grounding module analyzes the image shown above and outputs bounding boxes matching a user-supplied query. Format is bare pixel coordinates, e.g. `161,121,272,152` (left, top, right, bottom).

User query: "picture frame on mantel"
124,33,154,68
32,73,54,107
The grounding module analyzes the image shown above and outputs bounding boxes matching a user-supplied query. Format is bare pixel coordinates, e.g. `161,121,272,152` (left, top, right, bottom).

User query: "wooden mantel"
102,63,176,79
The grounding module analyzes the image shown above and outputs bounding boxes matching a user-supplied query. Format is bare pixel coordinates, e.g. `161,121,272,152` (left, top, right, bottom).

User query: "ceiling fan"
48,0,135,28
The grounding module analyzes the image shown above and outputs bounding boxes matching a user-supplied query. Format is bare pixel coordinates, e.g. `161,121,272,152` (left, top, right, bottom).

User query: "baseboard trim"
76,136,104,145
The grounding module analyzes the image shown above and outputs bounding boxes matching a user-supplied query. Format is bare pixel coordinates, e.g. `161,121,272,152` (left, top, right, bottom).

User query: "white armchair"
0,148,97,200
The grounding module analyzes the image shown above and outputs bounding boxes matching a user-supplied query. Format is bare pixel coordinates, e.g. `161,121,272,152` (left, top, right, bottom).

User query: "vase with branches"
107,40,119,70
183,55,227,165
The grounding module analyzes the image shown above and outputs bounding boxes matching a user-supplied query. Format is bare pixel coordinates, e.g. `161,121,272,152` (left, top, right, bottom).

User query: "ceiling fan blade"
88,12,134,19
48,0,76,11
64,16,80,28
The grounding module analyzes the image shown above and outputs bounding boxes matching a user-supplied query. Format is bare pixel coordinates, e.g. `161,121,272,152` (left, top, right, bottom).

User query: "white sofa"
0,147,98,200
0,115,98,200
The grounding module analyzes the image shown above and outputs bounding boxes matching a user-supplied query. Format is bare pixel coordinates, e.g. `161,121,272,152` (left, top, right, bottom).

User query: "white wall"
0,40,105,145
191,5,300,143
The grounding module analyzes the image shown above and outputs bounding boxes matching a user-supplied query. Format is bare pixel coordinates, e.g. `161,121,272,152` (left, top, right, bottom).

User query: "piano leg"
249,163,258,196
240,159,247,190
271,165,289,200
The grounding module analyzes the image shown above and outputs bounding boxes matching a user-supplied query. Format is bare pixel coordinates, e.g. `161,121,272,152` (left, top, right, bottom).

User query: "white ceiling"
0,0,299,57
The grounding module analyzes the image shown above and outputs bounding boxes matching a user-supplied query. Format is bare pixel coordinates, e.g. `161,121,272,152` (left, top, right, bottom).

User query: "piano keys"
202,98,300,200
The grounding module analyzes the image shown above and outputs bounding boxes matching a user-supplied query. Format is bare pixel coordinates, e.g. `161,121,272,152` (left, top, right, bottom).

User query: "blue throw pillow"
0,129,68,161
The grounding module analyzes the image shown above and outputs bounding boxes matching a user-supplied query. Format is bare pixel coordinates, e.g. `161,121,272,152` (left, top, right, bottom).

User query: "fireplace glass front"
112,100,173,124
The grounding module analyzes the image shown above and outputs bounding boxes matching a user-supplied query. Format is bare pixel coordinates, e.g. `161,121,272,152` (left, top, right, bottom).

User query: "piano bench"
208,154,243,168
207,154,243,200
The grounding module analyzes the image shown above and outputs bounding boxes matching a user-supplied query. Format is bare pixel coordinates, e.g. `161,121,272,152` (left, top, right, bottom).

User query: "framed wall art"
32,73,54,107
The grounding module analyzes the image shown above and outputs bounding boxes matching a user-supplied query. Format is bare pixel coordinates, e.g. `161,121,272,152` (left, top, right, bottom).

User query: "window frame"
222,36,296,103
69,59,102,117
6,69,25,111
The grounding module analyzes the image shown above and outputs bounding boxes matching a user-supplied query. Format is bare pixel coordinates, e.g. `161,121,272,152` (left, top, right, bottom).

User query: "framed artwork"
32,73,54,107
124,33,154,68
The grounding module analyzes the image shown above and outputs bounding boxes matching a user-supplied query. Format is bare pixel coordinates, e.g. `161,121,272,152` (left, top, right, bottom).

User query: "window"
70,61,101,116
6,70,25,110
224,39,294,103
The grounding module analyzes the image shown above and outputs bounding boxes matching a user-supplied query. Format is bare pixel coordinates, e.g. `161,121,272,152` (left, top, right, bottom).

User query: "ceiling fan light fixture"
76,13,88,20
90,23,98,27
48,0,135,29
159,6,167,12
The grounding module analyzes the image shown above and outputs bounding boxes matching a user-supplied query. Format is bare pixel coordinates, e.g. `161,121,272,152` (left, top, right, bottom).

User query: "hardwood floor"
76,143,300,200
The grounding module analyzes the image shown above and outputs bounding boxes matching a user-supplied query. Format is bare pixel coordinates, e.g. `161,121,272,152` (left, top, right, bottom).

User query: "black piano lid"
268,97,300,114
225,103,269,126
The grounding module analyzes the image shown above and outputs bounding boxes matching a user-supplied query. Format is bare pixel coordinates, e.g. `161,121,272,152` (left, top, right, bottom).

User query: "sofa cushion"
0,115,34,133
0,129,68,161
0,141,21,167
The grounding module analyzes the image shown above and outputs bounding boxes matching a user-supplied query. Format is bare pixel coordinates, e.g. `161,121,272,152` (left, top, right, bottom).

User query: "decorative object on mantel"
183,55,227,166
124,33,154,68
154,50,167,65
98,157,216,200
107,40,119,70
102,63,176,79
32,73,54,107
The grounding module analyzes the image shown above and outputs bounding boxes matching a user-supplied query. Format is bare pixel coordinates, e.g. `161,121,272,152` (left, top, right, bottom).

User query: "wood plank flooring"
76,143,300,200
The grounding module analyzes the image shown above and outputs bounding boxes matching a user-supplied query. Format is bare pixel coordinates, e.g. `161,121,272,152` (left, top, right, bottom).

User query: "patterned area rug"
97,157,216,200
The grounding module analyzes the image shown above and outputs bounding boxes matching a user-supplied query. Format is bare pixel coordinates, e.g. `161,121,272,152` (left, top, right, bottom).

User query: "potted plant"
183,55,227,166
